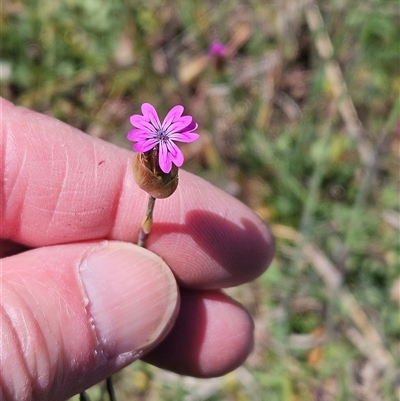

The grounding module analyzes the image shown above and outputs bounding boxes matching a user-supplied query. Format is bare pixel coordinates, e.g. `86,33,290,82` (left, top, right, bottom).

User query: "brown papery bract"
132,148,178,199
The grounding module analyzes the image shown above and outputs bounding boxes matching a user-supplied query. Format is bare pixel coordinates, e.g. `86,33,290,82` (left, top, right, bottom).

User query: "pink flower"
127,103,199,173
208,40,227,57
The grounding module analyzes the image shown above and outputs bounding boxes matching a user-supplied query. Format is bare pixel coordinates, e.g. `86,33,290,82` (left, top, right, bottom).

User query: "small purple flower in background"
128,103,199,173
208,40,227,57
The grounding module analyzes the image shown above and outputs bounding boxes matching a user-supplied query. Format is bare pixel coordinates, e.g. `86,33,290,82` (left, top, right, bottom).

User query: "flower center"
157,129,167,141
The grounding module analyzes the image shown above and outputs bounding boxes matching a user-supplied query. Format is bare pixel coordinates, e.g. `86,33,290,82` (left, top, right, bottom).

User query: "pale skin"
0,98,275,401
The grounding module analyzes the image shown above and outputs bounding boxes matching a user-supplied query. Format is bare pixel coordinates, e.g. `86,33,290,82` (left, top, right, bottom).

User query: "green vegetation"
2,0,399,399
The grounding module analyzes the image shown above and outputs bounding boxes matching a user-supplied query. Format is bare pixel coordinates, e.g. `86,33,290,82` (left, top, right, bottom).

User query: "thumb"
1,241,178,401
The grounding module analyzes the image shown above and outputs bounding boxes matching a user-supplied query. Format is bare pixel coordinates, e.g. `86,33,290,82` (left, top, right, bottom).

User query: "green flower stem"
138,195,156,247
79,391,90,401
106,376,116,401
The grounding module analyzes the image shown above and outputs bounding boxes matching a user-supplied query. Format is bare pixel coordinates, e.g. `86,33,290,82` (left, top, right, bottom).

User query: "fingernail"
80,241,178,358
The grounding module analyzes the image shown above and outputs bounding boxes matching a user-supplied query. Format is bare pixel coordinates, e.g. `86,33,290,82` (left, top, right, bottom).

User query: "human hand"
0,98,274,401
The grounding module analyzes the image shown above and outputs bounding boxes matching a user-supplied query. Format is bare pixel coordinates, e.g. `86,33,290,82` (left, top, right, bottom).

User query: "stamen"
157,129,167,140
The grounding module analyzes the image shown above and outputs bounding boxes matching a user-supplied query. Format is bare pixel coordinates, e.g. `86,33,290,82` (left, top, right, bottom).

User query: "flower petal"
127,128,152,141
166,141,185,167
168,131,200,143
165,116,193,134
162,105,184,128
141,103,161,129
178,120,198,132
130,115,157,133
133,138,159,152
158,142,172,173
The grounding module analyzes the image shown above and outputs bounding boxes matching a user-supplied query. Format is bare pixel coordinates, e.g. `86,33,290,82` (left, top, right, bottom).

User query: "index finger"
0,98,274,288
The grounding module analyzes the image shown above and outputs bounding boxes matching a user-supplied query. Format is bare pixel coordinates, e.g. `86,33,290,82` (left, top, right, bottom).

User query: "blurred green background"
2,0,399,400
